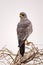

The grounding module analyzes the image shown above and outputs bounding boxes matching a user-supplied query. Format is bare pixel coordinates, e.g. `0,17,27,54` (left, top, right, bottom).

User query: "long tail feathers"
20,42,25,56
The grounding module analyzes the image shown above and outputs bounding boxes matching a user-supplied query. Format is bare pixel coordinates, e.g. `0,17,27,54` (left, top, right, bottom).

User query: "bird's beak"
19,14,23,17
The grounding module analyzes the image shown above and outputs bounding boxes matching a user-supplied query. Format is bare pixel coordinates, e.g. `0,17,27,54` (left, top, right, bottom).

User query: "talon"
25,40,31,45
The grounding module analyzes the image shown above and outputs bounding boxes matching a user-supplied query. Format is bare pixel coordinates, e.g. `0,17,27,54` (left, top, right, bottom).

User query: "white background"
0,0,43,53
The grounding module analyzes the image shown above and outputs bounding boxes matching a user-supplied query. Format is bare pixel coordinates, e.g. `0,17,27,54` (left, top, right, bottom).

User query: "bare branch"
0,42,43,65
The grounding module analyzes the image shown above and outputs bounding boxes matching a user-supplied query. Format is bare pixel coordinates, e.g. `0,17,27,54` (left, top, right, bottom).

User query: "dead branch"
0,42,43,65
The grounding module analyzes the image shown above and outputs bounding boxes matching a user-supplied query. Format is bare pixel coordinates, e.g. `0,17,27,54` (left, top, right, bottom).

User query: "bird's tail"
20,41,25,56
18,40,25,56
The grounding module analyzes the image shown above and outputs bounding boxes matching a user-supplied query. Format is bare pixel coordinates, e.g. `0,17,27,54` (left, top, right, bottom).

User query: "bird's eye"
22,14,24,16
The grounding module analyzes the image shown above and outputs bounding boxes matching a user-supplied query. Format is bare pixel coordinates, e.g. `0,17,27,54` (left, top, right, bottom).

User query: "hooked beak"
19,14,23,17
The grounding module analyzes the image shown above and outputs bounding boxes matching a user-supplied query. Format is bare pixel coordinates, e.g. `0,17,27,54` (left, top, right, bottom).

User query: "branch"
0,42,43,65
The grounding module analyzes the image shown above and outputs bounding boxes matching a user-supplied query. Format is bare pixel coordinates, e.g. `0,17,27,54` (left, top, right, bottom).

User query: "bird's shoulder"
18,19,31,25
17,19,32,29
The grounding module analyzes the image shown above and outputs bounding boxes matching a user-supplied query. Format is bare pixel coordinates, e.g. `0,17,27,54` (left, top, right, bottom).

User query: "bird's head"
19,12,27,19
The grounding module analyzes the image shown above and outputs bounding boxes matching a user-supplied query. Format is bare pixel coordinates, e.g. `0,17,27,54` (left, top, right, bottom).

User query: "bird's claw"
25,40,31,45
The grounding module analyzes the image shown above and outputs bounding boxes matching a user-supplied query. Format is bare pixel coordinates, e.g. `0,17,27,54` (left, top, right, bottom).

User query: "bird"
17,12,33,56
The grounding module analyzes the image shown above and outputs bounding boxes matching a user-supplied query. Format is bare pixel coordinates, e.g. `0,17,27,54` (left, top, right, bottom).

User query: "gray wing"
17,19,33,41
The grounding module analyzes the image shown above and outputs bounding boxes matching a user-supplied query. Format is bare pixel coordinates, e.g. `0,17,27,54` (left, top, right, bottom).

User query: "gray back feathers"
17,18,33,41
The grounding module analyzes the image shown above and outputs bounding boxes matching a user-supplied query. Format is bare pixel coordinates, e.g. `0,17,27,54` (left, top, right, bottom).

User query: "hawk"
17,12,33,56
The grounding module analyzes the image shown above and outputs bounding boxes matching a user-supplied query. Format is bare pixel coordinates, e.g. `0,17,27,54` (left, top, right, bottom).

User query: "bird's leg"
25,40,31,45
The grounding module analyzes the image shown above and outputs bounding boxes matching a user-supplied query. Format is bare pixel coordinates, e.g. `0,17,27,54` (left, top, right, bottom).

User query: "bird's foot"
25,40,31,45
